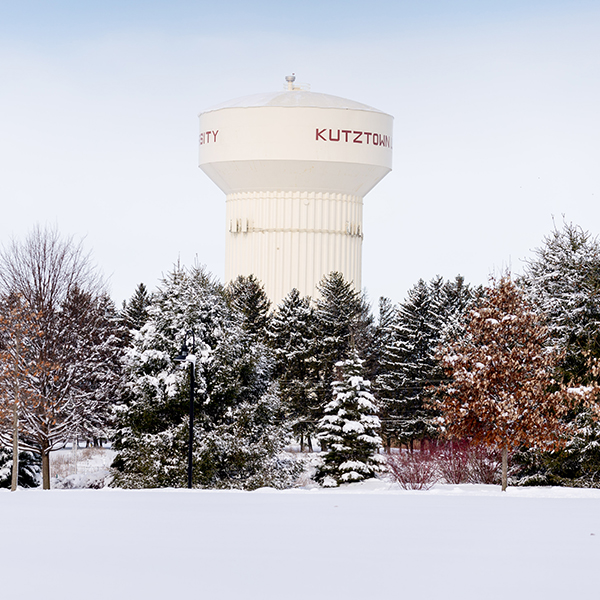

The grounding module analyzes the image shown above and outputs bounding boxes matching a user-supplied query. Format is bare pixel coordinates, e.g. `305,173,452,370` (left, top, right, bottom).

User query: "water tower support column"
225,190,363,304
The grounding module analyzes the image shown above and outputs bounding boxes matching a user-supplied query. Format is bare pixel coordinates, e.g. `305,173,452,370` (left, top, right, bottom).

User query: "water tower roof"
202,90,387,114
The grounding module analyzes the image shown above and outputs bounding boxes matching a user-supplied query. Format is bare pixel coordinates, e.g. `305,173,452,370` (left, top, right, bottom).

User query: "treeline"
2,222,600,490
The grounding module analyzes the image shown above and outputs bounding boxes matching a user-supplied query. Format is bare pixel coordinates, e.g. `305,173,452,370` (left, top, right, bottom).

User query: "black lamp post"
175,331,195,489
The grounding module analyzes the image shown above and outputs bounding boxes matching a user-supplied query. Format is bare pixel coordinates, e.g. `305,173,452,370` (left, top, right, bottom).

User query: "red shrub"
435,442,471,484
467,444,501,484
387,451,439,490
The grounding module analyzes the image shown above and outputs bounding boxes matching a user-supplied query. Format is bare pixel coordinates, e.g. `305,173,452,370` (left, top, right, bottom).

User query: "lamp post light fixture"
175,331,196,489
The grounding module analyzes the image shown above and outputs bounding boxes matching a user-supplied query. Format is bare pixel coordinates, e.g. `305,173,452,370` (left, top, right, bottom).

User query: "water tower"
198,75,393,306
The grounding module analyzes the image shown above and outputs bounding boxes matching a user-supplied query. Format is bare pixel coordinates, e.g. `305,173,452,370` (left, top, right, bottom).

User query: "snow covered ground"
2,480,600,600
49,445,115,489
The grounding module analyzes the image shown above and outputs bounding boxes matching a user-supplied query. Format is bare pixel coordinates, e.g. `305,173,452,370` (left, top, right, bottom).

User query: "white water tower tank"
198,75,393,306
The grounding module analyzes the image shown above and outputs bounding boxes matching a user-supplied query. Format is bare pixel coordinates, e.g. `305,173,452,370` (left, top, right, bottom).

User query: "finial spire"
285,74,296,91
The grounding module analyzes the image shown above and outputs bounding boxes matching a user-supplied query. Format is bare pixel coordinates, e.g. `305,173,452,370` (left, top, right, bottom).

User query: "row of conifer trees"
111,221,600,489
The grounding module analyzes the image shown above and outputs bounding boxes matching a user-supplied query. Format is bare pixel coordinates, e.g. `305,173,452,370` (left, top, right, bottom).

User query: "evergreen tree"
375,276,476,450
517,222,600,485
373,297,397,367
313,272,370,408
0,448,41,488
438,276,480,344
225,275,271,339
369,297,398,449
375,279,440,448
195,384,300,489
372,298,401,448
355,291,378,382
316,352,384,486
112,265,298,489
112,264,226,487
122,283,152,332
267,288,318,450
520,221,600,384
55,289,126,444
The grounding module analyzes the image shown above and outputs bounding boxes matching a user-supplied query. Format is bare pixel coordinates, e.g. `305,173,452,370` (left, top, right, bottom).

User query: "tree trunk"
11,337,20,492
72,438,78,475
42,450,51,490
11,404,18,492
501,446,508,492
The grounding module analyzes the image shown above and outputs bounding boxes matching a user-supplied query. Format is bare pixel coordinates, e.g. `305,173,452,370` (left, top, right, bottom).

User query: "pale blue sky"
1,1,599,306
3,1,594,37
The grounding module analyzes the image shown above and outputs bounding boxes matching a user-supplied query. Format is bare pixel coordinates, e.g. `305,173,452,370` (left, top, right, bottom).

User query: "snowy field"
2,481,600,600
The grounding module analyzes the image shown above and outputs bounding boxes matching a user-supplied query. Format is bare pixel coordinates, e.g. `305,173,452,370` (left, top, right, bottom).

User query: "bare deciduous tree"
0,226,123,489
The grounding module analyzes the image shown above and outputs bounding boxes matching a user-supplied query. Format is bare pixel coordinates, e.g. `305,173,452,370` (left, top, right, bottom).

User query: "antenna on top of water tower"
284,74,310,91
285,74,297,90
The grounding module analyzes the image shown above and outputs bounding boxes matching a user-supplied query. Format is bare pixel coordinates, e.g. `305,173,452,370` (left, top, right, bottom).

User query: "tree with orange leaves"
434,276,596,491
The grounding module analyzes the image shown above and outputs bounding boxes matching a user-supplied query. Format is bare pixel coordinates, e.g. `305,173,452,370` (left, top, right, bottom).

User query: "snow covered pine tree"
121,282,153,333
375,276,475,451
113,265,299,489
518,222,600,484
225,274,272,339
317,352,384,486
375,279,437,449
520,221,600,383
313,272,374,417
267,288,319,451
